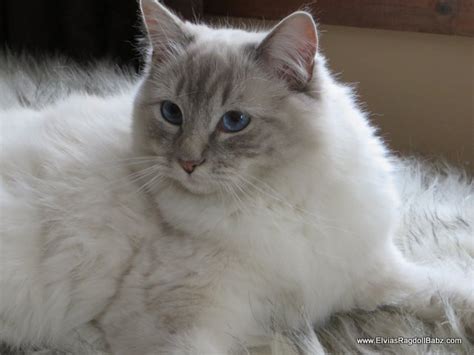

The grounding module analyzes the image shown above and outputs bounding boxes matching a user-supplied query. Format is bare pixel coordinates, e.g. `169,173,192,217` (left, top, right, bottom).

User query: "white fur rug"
1,54,472,354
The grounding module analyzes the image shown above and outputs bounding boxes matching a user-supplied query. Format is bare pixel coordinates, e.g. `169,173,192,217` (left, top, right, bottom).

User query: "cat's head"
133,0,320,195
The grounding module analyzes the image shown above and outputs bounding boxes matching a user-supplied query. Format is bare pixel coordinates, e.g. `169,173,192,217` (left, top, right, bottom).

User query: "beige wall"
319,25,473,172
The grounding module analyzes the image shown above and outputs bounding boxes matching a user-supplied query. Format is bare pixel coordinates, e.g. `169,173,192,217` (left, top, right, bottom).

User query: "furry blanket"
1,54,472,354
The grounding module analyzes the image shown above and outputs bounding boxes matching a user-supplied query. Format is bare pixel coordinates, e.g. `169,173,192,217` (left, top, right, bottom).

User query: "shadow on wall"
0,0,146,69
0,0,204,70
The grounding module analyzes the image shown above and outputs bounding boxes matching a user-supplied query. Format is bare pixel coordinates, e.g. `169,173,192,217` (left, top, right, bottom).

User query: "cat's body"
0,85,402,354
0,93,158,349
100,62,403,353
1,1,472,354
0,62,398,353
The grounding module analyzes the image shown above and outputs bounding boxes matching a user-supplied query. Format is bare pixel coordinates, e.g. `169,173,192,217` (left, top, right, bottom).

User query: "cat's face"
133,0,319,195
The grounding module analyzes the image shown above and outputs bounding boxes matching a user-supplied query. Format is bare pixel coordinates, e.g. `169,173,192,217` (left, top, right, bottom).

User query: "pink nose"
178,158,205,174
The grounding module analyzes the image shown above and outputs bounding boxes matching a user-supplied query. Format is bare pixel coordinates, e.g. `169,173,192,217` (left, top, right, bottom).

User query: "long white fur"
0,6,473,355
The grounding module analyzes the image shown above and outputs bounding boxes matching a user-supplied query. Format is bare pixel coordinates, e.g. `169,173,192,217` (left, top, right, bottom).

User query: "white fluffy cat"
1,1,472,354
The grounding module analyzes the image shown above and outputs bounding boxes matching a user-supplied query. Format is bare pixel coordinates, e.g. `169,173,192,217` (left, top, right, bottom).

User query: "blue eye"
160,100,183,125
219,111,251,133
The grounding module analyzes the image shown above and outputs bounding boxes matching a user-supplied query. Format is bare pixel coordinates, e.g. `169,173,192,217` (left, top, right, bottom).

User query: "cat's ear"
257,12,318,90
140,0,189,61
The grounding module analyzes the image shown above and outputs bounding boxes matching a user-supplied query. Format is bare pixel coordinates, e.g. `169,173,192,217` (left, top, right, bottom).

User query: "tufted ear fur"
257,12,318,90
140,0,189,62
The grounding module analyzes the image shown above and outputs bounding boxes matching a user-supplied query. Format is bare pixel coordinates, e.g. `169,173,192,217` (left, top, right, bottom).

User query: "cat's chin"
170,175,219,196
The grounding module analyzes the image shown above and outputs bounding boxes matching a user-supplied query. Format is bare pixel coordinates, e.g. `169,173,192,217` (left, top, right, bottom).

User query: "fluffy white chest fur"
1,1,473,354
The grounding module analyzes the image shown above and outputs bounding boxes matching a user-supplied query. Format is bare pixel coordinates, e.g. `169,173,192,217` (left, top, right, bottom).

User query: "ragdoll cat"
1,0,472,354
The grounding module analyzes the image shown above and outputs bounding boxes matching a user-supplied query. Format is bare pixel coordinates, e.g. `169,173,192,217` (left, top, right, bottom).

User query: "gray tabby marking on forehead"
174,74,186,97
193,57,214,106
200,66,235,107
220,74,234,106
172,50,240,109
